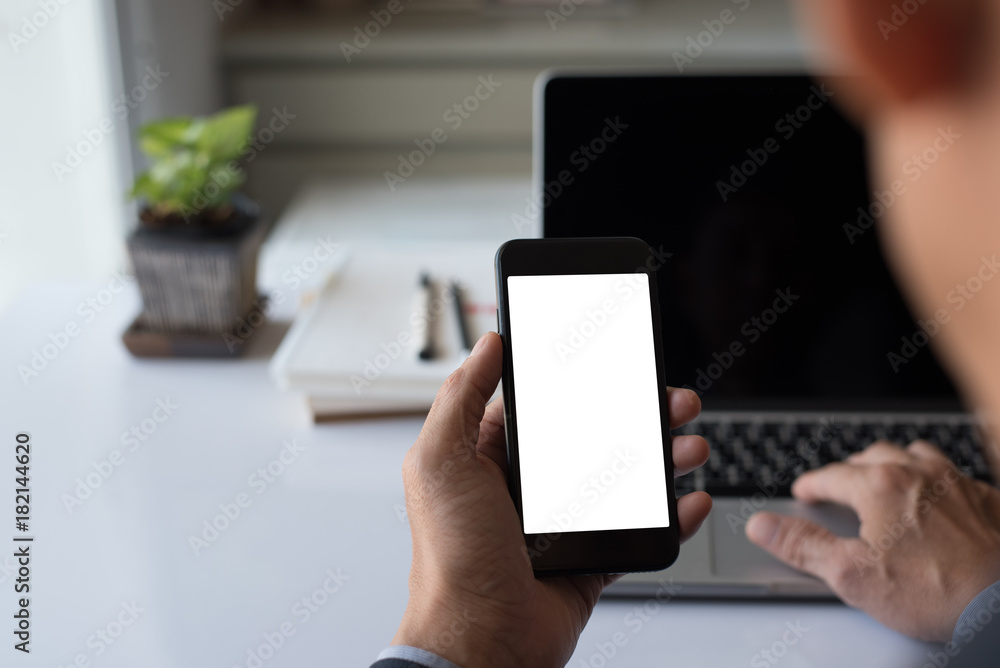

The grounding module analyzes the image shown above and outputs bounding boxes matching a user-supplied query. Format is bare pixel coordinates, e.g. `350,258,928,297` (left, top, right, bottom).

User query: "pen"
417,272,437,361
451,281,474,354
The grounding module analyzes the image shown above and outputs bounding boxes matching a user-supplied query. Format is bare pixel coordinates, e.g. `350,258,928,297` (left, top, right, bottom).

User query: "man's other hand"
747,441,1000,641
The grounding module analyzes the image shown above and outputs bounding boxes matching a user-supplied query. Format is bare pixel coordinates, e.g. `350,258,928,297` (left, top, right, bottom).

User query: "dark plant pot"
127,196,265,336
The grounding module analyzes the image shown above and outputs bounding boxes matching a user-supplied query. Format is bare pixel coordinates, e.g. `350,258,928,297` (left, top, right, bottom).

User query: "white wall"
0,0,222,315
0,0,131,314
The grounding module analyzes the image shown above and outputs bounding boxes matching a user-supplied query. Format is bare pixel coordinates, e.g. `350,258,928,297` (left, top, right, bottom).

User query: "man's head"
797,0,1000,465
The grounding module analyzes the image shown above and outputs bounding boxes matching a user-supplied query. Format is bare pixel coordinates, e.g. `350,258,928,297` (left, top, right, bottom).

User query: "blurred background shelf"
220,0,805,66
214,0,809,230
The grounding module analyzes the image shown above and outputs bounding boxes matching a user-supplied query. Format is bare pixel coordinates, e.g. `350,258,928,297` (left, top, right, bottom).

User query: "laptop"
536,72,994,598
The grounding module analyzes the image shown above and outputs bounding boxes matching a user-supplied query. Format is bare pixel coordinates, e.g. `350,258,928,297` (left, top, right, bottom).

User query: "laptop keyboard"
672,417,994,497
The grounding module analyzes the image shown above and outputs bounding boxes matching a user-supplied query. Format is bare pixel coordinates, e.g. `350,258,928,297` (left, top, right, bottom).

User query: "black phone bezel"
495,237,680,576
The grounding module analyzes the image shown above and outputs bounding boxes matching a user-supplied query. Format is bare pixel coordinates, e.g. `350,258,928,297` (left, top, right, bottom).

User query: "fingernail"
471,333,488,356
746,513,779,546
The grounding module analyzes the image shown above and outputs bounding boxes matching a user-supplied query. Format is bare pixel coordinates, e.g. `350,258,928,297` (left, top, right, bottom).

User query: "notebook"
269,242,498,420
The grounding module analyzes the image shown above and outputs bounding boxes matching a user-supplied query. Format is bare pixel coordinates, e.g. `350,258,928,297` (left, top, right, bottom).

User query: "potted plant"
123,105,266,357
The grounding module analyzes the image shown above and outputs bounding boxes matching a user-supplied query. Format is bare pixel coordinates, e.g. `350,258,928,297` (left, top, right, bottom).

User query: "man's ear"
796,0,985,117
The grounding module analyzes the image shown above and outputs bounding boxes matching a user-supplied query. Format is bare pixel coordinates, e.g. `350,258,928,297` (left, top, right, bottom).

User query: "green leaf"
197,105,257,162
129,105,258,216
138,117,194,157
129,170,157,202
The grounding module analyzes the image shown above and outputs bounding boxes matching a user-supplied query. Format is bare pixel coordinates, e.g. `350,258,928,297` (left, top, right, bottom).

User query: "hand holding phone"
496,237,681,575
393,328,710,666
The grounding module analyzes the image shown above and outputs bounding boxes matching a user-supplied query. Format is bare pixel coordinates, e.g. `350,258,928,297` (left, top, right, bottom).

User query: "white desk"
0,282,939,667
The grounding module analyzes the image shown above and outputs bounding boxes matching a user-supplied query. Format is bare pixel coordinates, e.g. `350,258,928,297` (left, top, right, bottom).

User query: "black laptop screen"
541,74,960,411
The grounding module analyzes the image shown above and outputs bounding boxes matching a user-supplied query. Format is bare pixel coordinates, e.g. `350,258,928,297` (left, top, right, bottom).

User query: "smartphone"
495,237,679,576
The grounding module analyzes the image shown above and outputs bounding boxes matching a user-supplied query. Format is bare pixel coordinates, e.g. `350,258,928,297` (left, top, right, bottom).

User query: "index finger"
746,511,869,602
845,441,912,466
667,387,701,429
906,439,951,463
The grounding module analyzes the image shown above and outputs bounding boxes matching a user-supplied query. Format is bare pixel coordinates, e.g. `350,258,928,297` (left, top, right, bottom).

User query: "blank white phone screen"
507,273,670,535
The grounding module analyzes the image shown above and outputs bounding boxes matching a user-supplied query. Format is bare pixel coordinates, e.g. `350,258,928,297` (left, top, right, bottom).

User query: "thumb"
746,512,866,597
409,332,502,475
